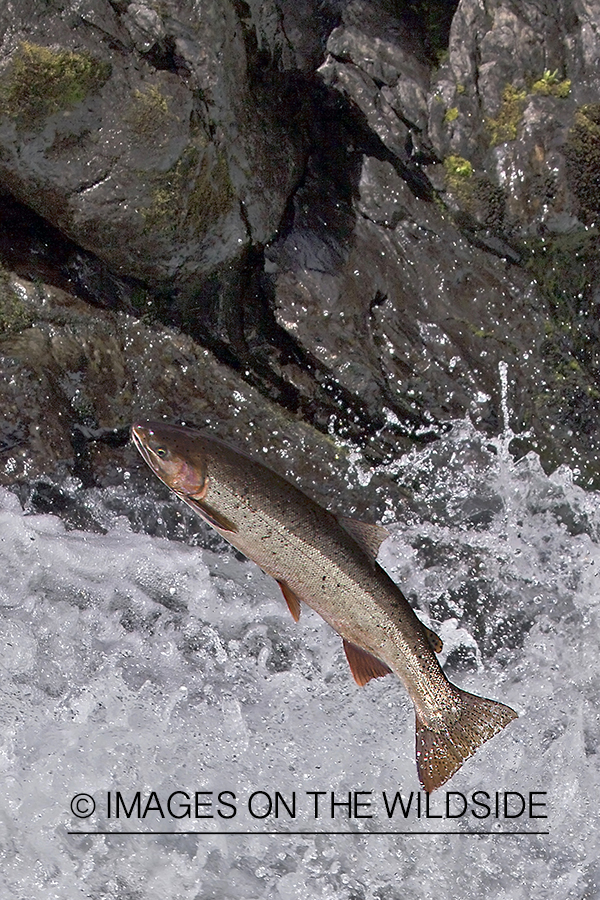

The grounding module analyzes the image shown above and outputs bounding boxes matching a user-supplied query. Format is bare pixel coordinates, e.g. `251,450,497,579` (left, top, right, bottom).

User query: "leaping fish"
131,421,517,791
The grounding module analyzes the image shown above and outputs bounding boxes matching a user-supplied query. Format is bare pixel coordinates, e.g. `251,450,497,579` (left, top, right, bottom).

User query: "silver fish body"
131,421,517,791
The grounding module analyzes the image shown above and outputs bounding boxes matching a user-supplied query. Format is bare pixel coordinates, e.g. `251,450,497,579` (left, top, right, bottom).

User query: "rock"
0,0,310,289
0,271,408,523
0,0,599,499
270,151,545,438
431,0,600,234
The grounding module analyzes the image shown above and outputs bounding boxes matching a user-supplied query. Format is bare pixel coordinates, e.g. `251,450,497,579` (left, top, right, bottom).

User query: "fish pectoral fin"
338,517,390,560
183,497,238,534
343,639,392,686
277,580,302,622
424,625,443,653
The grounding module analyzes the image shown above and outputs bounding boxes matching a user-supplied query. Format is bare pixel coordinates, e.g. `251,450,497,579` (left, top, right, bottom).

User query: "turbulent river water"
1,407,598,899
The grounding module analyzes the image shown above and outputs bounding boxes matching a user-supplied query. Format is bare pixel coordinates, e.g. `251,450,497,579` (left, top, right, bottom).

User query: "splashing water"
0,418,599,899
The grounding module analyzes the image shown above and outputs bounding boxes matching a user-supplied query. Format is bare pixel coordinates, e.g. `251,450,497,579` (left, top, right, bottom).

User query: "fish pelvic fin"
277,580,302,622
343,639,392,686
415,687,518,793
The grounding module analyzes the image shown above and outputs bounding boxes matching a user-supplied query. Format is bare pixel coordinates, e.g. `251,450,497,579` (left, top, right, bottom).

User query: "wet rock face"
433,0,600,233
0,278,390,514
0,0,312,286
0,0,600,496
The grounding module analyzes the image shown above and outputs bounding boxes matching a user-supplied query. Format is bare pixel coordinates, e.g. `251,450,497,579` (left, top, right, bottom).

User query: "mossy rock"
0,41,111,130
531,70,571,99
126,84,178,144
444,156,505,228
524,229,600,449
486,84,527,145
0,270,33,335
564,105,600,222
524,229,600,332
444,154,472,193
141,143,235,237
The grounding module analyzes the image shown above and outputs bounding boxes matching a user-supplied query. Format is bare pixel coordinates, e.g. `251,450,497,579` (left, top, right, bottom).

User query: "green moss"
445,155,473,181
126,84,177,143
524,227,600,487
456,83,466,95
531,69,571,98
564,105,600,221
0,41,110,129
525,230,599,314
0,269,33,335
443,155,507,229
444,155,474,207
444,106,459,124
187,149,234,230
141,143,234,236
486,84,527,145
525,230,600,402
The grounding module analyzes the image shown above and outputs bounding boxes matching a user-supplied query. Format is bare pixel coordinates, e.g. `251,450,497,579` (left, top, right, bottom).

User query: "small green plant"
0,41,110,129
531,69,571,98
444,155,474,208
486,84,527,145
444,155,473,180
444,106,459,124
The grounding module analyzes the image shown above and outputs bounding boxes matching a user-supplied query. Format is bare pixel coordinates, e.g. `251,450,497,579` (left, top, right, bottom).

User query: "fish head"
131,421,208,499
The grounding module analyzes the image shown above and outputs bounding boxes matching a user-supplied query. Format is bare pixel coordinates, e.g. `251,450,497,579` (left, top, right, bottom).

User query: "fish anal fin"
277,580,302,622
424,625,443,653
339,517,390,560
343,639,392,686
415,687,518,792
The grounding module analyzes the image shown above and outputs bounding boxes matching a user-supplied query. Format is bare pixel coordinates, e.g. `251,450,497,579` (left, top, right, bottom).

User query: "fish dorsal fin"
277,580,302,622
183,496,238,534
424,625,443,653
339,517,389,560
343,639,392,686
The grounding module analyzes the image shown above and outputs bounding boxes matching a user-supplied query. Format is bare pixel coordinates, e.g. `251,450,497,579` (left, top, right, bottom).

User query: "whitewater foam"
0,423,598,898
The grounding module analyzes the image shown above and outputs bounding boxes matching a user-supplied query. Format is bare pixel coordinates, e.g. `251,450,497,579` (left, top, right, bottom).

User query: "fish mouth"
130,422,150,458
131,422,150,441
130,422,161,472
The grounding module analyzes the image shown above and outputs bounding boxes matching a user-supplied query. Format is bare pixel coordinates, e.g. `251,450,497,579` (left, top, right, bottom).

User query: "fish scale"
131,420,518,791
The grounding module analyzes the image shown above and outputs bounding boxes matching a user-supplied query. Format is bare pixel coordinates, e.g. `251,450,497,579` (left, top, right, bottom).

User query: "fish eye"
155,447,168,459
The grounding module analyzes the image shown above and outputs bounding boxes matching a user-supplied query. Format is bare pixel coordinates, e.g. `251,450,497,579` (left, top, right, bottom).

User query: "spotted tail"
415,686,518,792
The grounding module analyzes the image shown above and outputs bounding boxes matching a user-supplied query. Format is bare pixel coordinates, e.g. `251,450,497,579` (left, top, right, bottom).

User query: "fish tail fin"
415,686,518,793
